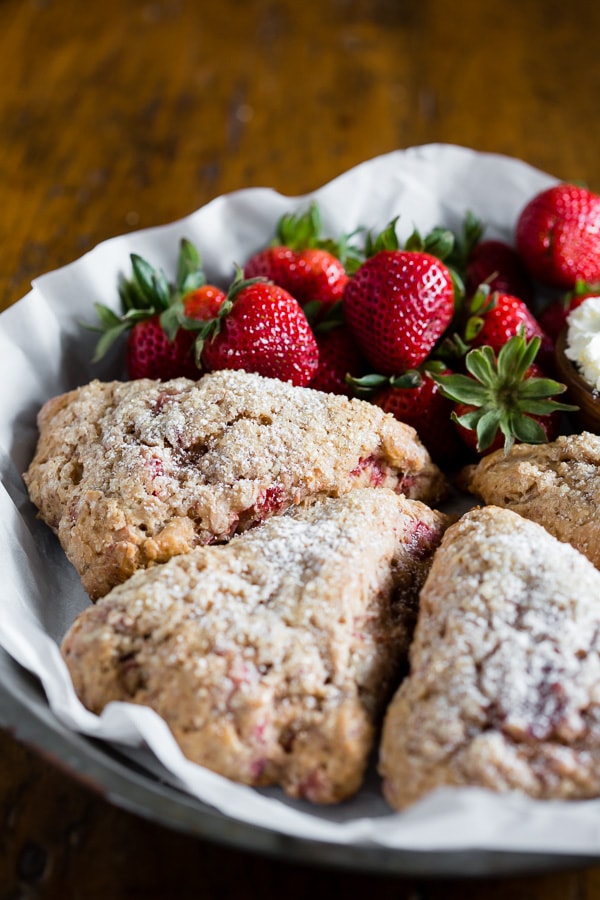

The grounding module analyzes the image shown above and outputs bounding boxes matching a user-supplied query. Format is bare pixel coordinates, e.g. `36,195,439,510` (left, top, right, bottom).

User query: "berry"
465,239,535,306
126,285,225,380
309,326,367,396
465,287,554,371
342,249,455,375
515,183,600,289
370,367,463,467
245,245,348,317
90,239,225,380
198,271,319,387
244,202,357,319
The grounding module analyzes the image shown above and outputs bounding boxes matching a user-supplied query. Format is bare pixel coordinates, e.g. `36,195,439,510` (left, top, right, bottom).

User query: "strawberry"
515,183,600,289
243,202,359,320
309,325,367,396
246,246,348,315
356,365,464,467
342,249,456,375
538,279,600,341
90,239,225,380
126,285,225,380
464,286,554,370
432,332,577,454
465,239,535,306
197,270,319,386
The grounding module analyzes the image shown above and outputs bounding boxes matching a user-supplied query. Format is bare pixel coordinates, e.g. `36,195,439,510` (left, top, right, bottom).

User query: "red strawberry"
90,239,226,380
466,288,554,370
370,367,464,467
342,249,455,375
245,246,348,313
515,183,600,289
309,326,367,396
538,280,600,340
183,284,227,320
126,285,225,380
244,202,356,319
465,239,535,306
198,271,319,387
432,334,576,455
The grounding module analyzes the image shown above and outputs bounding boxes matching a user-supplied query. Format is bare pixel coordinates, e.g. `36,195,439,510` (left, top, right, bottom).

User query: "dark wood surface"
2,0,600,895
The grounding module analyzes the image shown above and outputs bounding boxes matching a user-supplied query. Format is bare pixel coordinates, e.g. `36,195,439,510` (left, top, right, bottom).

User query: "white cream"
565,295,600,391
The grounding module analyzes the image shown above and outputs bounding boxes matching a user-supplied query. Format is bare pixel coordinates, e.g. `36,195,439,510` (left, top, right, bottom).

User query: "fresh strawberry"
432,332,576,455
90,238,225,380
309,325,367,396
357,365,463,467
245,246,348,314
126,285,225,380
197,270,319,386
538,280,600,340
465,239,535,306
342,249,456,375
464,286,554,371
515,183,600,289
243,202,358,320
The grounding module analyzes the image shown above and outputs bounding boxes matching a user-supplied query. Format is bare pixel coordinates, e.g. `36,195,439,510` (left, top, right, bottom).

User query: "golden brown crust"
61,489,449,804
379,505,600,811
464,432,600,568
23,370,445,599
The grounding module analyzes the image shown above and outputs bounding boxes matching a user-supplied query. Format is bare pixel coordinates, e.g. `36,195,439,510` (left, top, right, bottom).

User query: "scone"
464,432,600,568
61,488,449,804
24,369,445,599
379,505,600,811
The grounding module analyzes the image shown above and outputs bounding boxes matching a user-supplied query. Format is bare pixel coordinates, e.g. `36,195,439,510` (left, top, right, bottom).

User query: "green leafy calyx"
273,201,363,272
184,266,269,367
431,331,578,453
88,238,207,361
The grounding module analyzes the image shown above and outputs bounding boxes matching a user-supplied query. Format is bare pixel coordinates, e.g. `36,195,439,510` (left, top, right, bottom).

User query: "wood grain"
0,730,589,899
2,0,600,895
2,0,600,310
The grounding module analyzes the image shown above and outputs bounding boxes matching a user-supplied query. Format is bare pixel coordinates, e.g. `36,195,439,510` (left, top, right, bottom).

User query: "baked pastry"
24,369,446,599
379,505,600,810
61,488,449,804
464,432,600,568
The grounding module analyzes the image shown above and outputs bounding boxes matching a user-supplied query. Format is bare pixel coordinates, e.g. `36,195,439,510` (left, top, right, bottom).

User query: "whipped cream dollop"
565,295,600,391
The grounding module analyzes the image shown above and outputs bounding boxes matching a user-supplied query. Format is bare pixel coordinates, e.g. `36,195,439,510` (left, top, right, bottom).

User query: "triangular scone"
379,505,600,811
464,432,600,568
61,488,449,804
24,369,446,599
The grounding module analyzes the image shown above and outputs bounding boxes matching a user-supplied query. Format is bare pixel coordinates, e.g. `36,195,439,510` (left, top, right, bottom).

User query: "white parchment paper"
4,143,600,855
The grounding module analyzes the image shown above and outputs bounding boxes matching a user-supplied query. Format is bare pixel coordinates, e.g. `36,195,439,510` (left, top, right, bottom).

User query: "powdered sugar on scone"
61,488,449,803
379,505,600,810
24,369,446,599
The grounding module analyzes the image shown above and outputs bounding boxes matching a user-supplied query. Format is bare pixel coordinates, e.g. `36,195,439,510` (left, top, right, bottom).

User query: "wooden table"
2,0,600,895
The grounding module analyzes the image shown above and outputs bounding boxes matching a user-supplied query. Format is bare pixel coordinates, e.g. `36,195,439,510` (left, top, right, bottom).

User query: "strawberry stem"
432,331,578,453
87,238,209,360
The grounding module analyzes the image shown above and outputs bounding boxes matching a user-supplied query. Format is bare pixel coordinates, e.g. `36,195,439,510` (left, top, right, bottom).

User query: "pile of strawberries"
91,182,600,470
